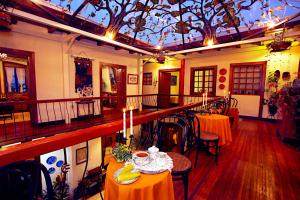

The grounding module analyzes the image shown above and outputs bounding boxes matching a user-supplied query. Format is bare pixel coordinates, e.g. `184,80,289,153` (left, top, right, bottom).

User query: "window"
143,72,152,85
230,62,266,95
190,66,217,95
3,62,28,94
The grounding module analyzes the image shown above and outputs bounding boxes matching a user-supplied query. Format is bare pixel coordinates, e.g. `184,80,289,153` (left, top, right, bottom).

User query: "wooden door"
158,72,171,108
116,68,126,110
229,61,266,118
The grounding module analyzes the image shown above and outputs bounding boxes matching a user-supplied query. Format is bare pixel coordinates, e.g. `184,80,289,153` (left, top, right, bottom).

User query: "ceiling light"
105,31,115,40
206,39,214,46
267,20,276,29
0,53,7,60
155,45,162,50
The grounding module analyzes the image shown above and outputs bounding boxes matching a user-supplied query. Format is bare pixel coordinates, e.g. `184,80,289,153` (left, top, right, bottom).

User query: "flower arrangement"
112,143,132,163
265,71,280,117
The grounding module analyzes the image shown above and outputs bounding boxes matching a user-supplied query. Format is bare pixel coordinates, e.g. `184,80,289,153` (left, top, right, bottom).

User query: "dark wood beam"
114,46,122,50
68,0,89,25
31,1,67,25
97,41,103,46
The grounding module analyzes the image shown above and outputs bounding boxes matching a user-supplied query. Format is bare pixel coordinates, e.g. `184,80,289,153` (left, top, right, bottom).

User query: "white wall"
0,21,140,196
0,21,140,122
185,44,300,117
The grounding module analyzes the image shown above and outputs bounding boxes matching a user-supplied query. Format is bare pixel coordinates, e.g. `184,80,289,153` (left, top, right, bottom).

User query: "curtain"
74,57,93,96
5,67,14,93
16,68,26,93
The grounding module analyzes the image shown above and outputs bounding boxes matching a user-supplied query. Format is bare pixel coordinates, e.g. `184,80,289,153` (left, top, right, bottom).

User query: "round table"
195,114,232,146
104,158,175,200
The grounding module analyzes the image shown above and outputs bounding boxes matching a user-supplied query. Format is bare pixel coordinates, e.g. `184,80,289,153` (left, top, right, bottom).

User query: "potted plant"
0,0,13,30
265,71,280,117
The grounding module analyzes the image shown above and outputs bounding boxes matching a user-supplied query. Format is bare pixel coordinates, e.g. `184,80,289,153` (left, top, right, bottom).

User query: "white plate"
113,167,139,185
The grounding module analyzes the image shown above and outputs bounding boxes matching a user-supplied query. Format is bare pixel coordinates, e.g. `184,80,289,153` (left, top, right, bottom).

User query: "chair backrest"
185,110,201,139
157,114,189,154
230,97,238,108
0,160,54,200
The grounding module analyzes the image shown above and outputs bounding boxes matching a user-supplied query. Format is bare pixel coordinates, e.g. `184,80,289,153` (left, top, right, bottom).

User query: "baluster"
12,110,17,138
37,103,42,123
96,99,100,116
59,102,63,121
3,116,7,140
71,101,76,120
21,110,26,137
45,103,50,122
65,102,70,124
52,102,57,122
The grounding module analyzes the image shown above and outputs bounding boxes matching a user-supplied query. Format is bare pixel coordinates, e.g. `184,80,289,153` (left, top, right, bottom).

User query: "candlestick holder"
120,134,134,147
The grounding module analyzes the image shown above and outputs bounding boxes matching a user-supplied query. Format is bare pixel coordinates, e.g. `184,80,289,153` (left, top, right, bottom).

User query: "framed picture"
128,74,138,84
76,147,87,165
170,76,177,86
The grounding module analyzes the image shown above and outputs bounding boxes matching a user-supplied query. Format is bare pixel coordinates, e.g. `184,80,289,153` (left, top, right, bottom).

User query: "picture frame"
76,147,87,165
170,75,177,86
128,74,138,84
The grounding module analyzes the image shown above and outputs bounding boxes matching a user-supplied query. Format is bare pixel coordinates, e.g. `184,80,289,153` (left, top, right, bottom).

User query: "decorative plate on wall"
219,68,227,75
56,160,64,167
219,76,226,83
46,156,57,165
219,84,225,90
48,167,55,174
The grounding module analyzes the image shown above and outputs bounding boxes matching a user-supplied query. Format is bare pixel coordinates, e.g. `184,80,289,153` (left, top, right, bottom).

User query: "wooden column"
179,59,185,105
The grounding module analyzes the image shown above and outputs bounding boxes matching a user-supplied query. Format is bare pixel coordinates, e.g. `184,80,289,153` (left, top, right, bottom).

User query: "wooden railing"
0,96,221,166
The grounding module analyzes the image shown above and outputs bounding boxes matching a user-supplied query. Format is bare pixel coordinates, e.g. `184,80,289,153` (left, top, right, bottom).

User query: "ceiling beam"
31,1,67,25
166,30,300,56
9,8,153,55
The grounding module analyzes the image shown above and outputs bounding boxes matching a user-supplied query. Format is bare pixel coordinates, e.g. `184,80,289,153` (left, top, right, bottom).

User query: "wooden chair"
187,111,219,167
0,160,54,200
157,114,190,155
167,152,191,200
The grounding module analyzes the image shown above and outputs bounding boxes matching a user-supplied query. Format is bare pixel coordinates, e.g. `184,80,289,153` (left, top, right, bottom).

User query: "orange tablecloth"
195,114,232,146
228,108,239,129
104,158,175,200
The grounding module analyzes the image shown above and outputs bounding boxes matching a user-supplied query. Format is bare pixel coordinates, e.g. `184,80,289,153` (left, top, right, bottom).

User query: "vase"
268,104,278,116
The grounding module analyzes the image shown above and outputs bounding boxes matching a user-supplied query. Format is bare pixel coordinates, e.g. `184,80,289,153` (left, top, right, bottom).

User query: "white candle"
228,91,231,98
223,90,226,98
130,106,133,136
202,93,204,107
123,108,126,138
206,92,208,106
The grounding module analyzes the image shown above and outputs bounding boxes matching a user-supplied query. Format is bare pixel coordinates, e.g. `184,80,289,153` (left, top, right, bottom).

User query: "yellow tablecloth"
104,158,175,200
195,114,232,146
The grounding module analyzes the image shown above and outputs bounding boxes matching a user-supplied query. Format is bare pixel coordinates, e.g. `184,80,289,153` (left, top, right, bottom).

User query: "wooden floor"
173,119,300,200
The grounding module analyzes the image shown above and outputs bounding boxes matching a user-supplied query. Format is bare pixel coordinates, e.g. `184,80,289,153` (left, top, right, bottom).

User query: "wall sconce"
153,76,158,87
0,53,7,60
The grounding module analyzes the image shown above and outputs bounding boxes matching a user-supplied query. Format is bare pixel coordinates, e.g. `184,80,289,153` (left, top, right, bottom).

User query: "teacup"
133,151,150,166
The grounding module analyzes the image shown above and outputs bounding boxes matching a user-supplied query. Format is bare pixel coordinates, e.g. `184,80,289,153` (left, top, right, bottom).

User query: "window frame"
190,66,217,96
143,72,152,85
229,62,267,96
3,61,29,97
